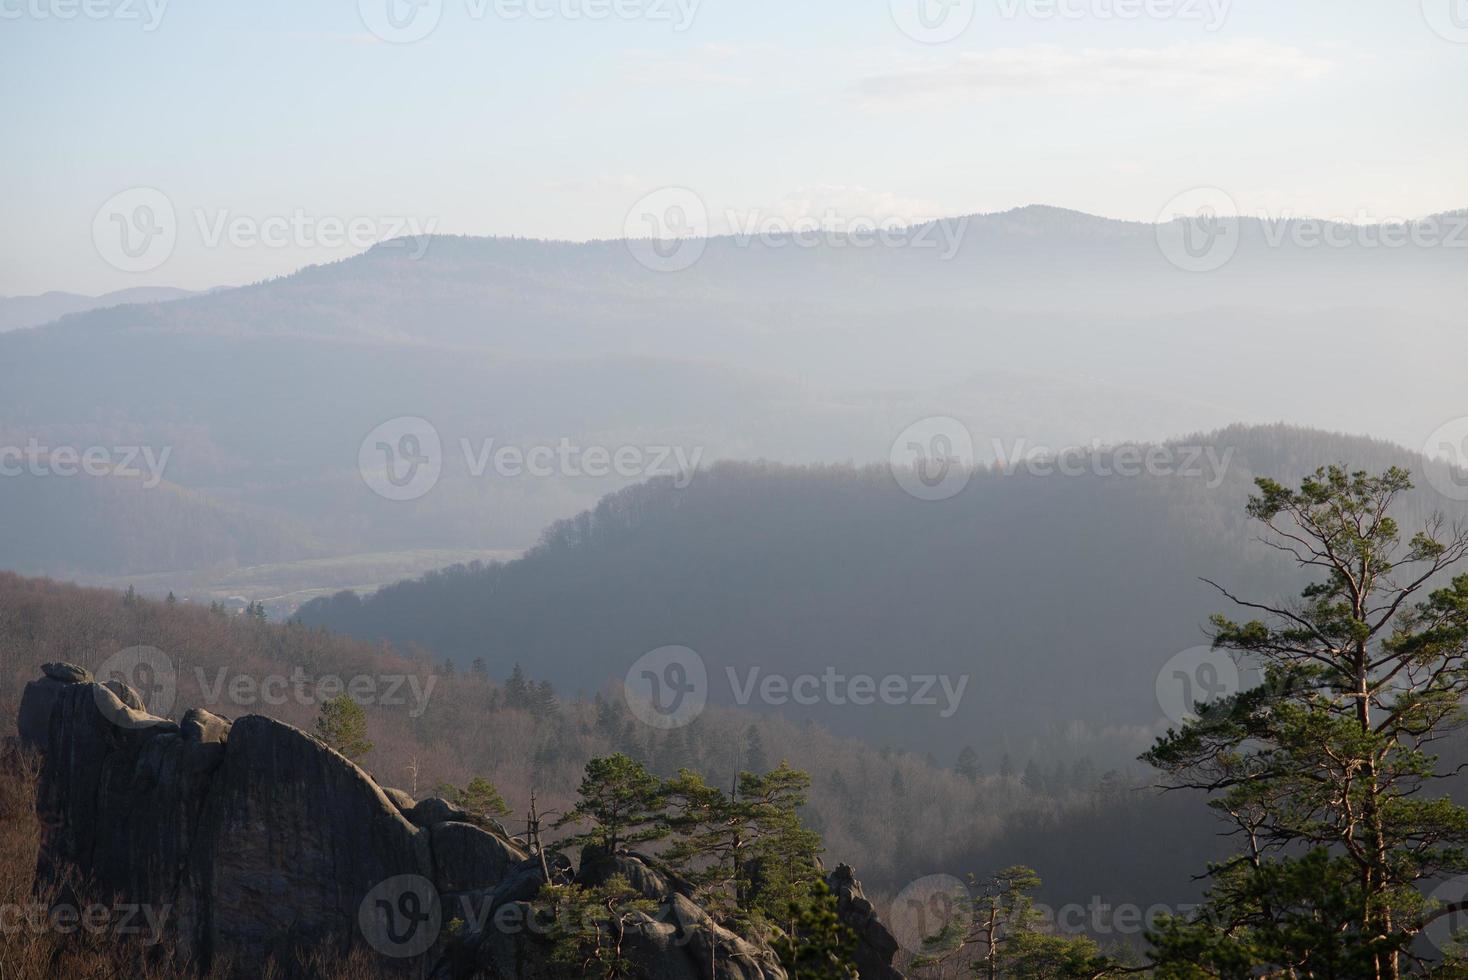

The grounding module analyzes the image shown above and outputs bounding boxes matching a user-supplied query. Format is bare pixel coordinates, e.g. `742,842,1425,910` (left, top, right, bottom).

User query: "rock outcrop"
577,845,697,902
16,665,899,980
429,851,786,980
828,863,905,980
21,668,452,973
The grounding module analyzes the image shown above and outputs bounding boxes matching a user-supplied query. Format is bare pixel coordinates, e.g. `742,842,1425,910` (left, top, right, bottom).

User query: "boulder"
104,678,145,710
407,796,478,829
383,786,417,811
426,858,553,980
180,707,230,744
578,846,696,903
428,821,527,895
42,661,91,683
660,892,788,980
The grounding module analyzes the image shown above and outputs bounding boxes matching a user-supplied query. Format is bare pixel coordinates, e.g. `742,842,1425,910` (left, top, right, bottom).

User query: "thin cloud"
855,40,1334,104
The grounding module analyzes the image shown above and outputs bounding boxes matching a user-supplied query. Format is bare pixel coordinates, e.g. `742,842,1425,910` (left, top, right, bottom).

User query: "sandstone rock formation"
428,850,787,980
828,863,904,980
16,664,903,979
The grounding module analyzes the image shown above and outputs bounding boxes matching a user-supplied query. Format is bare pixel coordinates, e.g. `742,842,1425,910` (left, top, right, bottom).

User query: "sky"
2,0,1465,295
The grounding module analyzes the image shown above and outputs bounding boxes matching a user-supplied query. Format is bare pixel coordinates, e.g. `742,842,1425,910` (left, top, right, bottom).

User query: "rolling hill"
1,207,1463,595
298,424,1468,771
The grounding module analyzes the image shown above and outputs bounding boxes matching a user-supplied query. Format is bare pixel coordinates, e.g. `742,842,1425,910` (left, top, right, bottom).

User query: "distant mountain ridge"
0,205,1462,584
0,286,199,332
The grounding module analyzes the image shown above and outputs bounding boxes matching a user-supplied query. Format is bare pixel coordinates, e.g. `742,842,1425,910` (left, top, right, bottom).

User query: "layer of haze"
2,0,1465,295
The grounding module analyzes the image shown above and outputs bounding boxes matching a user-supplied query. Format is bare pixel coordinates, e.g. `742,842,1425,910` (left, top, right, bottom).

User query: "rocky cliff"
16,663,905,979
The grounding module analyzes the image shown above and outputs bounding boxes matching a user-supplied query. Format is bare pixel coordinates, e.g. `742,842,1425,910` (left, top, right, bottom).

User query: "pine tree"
665,762,822,926
594,692,624,741
1021,760,1045,794
770,880,861,979
540,875,657,979
1045,761,1066,794
1145,466,1468,977
555,754,668,854
314,695,373,760
531,679,559,718
744,724,769,774
505,663,531,710
971,867,1111,980
458,776,511,820
1069,756,1097,792
955,745,981,783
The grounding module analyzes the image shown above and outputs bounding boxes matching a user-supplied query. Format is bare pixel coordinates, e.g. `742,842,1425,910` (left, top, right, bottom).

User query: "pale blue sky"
2,0,1464,294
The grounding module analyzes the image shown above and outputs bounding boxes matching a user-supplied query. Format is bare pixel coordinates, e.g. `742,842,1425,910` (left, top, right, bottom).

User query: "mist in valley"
3,2,1467,977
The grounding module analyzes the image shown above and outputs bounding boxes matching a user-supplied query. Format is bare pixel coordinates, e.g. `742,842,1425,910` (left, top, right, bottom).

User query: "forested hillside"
0,571,1219,913
301,424,1468,768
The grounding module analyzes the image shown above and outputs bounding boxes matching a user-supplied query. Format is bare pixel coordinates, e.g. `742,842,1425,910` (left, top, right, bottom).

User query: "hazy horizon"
4,5,1468,978
5,0,1467,294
